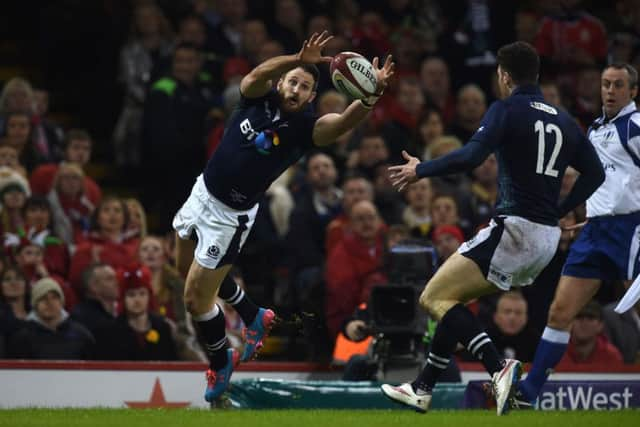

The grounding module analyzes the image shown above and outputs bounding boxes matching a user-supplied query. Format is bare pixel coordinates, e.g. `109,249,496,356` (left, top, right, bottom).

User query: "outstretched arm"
240,32,333,99
312,55,395,146
389,140,494,191
389,101,507,191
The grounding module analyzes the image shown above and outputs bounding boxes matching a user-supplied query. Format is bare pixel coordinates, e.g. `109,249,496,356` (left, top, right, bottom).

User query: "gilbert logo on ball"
330,52,377,100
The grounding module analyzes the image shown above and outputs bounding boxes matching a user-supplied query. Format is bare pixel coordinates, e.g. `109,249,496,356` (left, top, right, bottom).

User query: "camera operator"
336,301,462,382
333,303,376,381
334,231,462,382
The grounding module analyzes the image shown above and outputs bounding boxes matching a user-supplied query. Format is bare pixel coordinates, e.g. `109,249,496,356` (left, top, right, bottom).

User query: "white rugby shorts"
172,175,258,270
458,215,561,290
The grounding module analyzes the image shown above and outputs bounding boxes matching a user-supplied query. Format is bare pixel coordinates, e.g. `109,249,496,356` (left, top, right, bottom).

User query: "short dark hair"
358,131,387,150
342,172,371,187
431,192,459,207
1,112,30,137
289,64,320,91
0,263,29,311
305,150,334,171
90,196,130,232
22,195,52,218
605,62,638,89
539,80,558,89
179,13,206,30
497,41,540,85
64,128,92,150
81,262,109,294
174,41,201,56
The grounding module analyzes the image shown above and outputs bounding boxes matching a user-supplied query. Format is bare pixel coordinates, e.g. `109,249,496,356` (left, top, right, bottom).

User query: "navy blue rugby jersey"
203,89,317,209
416,85,602,225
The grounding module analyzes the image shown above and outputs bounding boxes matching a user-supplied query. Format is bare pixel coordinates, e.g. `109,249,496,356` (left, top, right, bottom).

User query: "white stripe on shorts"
628,224,640,279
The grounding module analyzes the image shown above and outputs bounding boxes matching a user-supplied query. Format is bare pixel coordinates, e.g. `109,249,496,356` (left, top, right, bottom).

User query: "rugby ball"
330,52,378,100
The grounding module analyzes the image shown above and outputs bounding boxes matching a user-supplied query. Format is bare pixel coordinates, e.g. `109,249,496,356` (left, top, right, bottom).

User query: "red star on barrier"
125,378,191,408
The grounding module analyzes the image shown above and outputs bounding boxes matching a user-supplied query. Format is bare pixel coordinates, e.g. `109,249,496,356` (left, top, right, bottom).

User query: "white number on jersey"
534,120,563,177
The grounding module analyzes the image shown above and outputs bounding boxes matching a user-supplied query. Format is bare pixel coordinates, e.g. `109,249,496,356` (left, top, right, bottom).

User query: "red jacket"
325,214,349,256
326,215,388,255
43,240,70,279
534,12,607,65
30,164,102,206
560,334,623,365
69,233,140,294
325,230,387,339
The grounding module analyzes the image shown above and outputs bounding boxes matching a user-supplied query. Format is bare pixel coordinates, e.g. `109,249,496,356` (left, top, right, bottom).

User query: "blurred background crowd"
0,0,638,367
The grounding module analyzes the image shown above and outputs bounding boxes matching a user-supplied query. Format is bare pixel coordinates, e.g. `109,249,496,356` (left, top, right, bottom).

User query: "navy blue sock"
412,320,458,393
518,327,570,400
413,303,504,394
194,305,228,370
441,304,504,375
218,275,259,325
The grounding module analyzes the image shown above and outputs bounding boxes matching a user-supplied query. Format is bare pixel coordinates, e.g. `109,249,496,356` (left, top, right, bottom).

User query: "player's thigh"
420,252,497,320
175,234,196,279
183,260,232,315
547,275,601,330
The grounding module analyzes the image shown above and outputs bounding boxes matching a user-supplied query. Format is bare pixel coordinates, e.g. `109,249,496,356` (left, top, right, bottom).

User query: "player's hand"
297,31,333,64
389,150,420,192
371,55,395,95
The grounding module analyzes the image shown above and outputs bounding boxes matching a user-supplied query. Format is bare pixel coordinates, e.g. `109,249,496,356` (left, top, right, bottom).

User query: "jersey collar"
597,101,637,125
511,84,542,97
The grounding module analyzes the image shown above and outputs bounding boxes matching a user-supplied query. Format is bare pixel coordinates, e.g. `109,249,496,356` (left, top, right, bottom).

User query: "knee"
183,288,199,315
419,287,442,319
183,285,210,316
419,286,459,321
418,288,431,310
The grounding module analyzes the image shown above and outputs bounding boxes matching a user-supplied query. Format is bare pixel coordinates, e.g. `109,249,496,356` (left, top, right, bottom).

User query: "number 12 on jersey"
534,120,563,177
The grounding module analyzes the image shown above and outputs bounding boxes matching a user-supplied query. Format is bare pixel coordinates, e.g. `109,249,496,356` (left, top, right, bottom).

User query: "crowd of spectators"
0,0,638,366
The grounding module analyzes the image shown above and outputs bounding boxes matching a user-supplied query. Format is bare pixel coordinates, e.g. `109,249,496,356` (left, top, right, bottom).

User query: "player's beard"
279,91,304,112
286,96,299,110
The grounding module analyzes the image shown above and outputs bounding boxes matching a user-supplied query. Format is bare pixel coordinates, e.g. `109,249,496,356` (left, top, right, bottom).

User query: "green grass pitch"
0,409,638,427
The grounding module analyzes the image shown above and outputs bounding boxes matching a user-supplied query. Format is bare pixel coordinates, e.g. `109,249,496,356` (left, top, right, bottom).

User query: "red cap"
117,262,155,311
432,225,464,244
